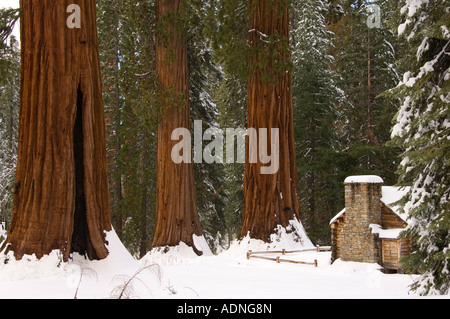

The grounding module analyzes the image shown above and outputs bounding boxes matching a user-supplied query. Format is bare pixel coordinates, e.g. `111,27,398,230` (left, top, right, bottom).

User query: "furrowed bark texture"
152,0,203,254
1,0,111,261
240,0,301,241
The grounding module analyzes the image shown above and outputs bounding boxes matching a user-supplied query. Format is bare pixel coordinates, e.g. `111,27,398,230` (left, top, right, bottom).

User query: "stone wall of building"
340,178,383,263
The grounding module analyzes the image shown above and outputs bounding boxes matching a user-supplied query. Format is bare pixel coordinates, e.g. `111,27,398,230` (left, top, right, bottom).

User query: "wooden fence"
246,245,331,267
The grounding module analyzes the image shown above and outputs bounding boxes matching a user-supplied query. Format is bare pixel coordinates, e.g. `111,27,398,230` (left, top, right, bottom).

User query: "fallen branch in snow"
110,264,161,299
73,267,98,299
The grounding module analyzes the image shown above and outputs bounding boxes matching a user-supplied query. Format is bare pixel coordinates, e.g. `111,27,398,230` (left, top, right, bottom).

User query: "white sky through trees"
1,0,20,40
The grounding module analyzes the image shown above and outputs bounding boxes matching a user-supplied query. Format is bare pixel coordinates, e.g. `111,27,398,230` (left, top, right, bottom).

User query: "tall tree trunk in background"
240,0,302,241
1,0,111,261
152,0,203,255
139,143,149,259
366,28,379,148
111,14,124,239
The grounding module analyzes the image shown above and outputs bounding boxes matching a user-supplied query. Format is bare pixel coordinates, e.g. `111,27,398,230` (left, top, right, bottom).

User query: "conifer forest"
0,0,448,297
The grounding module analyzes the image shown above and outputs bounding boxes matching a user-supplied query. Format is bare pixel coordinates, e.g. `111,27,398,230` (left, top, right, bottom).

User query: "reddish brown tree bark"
240,0,301,241
1,0,111,261
151,0,203,254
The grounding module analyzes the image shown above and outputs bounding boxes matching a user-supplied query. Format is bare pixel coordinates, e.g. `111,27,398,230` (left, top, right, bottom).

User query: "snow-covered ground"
0,227,428,300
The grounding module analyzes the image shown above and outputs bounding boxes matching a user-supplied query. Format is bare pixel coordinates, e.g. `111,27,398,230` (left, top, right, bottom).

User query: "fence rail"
246,245,331,267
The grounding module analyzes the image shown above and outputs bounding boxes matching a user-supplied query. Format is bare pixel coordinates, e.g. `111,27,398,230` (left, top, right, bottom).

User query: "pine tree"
0,32,20,236
209,0,249,81
215,74,247,247
98,0,228,255
186,0,228,252
98,0,159,258
291,0,344,244
389,0,450,295
97,0,125,242
115,0,158,257
207,0,248,247
328,0,402,184
0,8,20,44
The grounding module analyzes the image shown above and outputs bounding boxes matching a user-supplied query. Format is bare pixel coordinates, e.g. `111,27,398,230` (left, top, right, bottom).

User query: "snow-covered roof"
369,224,404,239
329,208,345,225
344,175,384,184
329,186,411,225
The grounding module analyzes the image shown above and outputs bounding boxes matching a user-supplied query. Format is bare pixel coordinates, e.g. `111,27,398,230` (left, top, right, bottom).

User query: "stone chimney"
340,175,383,263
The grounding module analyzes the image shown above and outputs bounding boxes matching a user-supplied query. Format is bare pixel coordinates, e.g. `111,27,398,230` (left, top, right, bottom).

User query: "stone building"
330,175,412,271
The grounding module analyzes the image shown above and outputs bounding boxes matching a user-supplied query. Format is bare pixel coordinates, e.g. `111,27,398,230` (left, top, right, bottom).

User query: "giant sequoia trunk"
152,0,203,254
1,0,111,261
240,0,302,241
